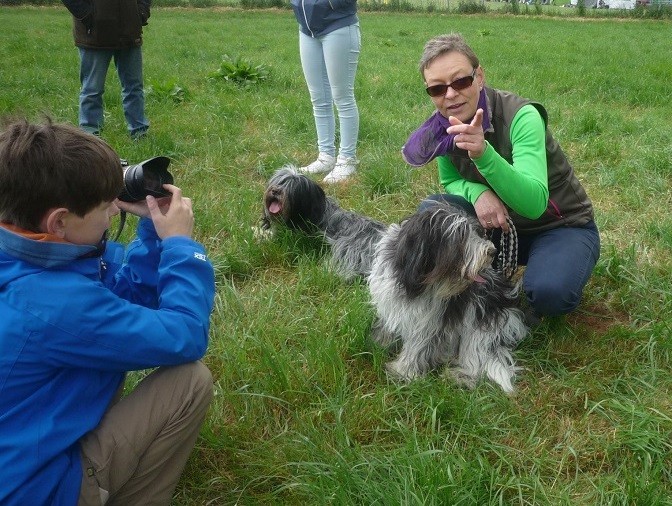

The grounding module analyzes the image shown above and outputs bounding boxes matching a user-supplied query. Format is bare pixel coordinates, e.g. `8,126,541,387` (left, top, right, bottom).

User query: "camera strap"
111,210,127,242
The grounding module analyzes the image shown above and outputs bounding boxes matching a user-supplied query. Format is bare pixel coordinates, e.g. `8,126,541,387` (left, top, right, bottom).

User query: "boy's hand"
146,184,194,239
115,194,172,218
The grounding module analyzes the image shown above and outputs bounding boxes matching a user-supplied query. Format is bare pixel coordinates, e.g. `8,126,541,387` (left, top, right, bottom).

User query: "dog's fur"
262,166,387,280
262,166,527,392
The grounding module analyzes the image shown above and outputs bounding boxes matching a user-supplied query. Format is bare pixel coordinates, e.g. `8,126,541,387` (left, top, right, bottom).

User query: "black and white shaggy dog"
261,166,527,392
261,166,387,280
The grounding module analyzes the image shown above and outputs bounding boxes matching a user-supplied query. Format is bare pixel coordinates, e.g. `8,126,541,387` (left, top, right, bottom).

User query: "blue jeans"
420,194,601,317
78,47,149,137
299,24,360,159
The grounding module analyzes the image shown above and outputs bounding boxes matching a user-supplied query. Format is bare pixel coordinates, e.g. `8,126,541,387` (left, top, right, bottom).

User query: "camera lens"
118,156,173,202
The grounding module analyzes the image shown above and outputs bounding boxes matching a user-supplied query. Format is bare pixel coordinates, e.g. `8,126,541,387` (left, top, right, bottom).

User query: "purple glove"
401,89,491,167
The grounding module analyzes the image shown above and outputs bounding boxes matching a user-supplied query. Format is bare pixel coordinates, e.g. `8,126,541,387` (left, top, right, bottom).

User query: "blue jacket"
0,218,215,505
291,0,358,38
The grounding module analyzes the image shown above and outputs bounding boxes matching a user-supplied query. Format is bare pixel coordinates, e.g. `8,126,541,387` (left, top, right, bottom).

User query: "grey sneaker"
299,153,336,174
323,155,357,184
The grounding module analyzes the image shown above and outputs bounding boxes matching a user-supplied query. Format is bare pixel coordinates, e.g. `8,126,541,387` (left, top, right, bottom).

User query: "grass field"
1,6,671,505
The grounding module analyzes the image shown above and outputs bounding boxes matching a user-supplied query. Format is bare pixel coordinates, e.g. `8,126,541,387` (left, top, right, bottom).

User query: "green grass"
9,0,672,18
1,6,672,505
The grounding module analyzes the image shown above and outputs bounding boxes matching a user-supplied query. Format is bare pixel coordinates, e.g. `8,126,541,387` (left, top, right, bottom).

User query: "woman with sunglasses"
403,33,600,325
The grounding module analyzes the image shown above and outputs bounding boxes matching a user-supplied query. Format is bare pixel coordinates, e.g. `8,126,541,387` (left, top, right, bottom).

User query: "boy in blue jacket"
0,118,216,505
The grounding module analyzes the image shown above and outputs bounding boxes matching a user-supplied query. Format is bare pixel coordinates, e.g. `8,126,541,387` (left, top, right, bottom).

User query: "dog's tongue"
269,201,281,214
473,274,486,284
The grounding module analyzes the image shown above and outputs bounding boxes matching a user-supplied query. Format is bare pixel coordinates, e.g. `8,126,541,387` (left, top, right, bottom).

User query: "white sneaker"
323,156,358,184
299,153,336,174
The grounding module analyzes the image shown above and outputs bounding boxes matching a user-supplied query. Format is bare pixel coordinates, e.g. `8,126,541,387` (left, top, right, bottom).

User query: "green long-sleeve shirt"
437,104,549,220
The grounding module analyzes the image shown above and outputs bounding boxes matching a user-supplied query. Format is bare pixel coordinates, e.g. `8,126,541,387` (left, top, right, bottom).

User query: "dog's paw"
385,360,418,383
441,367,478,390
370,321,401,350
252,225,274,242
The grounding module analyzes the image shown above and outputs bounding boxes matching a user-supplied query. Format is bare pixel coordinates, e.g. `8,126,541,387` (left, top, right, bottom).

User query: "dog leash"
490,216,518,280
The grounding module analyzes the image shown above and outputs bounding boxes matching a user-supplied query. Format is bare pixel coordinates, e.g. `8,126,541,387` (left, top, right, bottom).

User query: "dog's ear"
391,220,428,297
391,210,468,297
286,180,327,231
266,168,328,232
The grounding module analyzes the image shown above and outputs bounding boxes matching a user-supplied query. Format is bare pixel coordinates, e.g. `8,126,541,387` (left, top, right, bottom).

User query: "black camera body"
119,156,174,202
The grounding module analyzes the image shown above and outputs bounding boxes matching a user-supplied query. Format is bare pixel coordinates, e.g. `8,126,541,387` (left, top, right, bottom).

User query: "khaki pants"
78,362,213,506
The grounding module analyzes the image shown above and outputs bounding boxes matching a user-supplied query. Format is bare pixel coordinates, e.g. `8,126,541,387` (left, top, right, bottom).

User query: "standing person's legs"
520,222,600,317
79,48,114,135
78,362,213,506
299,31,336,158
114,47,149,138
322,23,360,159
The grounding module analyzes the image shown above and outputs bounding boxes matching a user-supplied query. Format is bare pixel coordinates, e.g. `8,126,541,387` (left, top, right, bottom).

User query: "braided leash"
489,216,518,280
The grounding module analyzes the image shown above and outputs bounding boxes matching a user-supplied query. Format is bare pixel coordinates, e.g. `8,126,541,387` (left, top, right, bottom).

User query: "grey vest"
448,88,594,233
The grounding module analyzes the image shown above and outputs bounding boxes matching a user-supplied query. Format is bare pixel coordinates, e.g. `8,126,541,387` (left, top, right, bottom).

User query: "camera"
118,156,174,202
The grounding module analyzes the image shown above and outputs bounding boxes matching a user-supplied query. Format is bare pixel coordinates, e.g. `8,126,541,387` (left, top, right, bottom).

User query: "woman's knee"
525,278,582,316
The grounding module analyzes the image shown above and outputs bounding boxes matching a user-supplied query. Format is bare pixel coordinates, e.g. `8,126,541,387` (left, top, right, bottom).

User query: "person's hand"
474,190,510,232
146,184,194,240
115,194,172,219
447,108,486,159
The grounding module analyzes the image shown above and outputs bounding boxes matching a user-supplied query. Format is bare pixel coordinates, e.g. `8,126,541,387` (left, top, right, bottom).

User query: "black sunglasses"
425,69,477,98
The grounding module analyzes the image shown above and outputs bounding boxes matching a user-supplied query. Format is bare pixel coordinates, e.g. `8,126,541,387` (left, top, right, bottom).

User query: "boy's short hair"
0,117,123,232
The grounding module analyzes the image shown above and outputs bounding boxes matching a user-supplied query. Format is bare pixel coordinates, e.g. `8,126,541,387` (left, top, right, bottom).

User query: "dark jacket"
291,0,358,38
62,0,150,49
448,87,594,233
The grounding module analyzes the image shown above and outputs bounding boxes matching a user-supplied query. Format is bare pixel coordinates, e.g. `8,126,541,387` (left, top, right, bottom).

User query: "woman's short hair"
419,33,480,78
0,117,123,231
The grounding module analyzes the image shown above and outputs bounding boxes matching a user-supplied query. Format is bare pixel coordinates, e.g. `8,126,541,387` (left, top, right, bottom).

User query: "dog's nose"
487,244,496,258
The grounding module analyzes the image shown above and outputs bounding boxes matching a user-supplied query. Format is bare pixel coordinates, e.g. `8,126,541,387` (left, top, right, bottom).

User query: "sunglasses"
425,69,477,97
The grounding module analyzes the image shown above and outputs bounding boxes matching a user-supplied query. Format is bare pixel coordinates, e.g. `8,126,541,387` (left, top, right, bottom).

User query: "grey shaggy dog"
261,166,387,280
261,166,527,392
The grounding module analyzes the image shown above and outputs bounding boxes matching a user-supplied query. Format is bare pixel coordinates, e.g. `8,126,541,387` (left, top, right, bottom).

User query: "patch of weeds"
456,1,487,13
506,0,521,14
362,0,417,13
240,0,285,7
144,79,189,103
189,0,217,6
208,54,270,87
